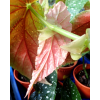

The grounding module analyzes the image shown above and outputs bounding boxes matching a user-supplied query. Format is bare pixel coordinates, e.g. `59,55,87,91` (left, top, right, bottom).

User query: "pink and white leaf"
25,1,72,97
46,1,72,32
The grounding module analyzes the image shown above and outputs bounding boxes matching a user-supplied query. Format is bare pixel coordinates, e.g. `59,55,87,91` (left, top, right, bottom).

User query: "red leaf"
71,10,90,36
10,0,44,79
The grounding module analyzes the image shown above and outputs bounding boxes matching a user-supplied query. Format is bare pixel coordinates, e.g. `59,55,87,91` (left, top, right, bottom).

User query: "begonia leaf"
71,10,90,36
39,0,49,15
25,33,71,97
86,28,90,43
61,28,90,60
84,1,90,10
10,0,44,79
46,1,72,32
29,71,57,100
65,0,88,20
61,53,75,66
25,1,72,97
61,78,81,100
56,0,66,3
38,28,56,43
61,34,87,60
39,0,43,4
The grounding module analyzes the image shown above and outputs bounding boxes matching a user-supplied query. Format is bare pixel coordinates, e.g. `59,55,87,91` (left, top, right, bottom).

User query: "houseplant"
14,69,30,89
10,0,90,99
29,72,82,100
73,52,90,98
57,53,78,81
73,63,90,98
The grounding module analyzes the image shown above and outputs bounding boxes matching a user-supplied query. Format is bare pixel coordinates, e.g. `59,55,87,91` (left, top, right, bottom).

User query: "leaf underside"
71,10,90,36
35,1,72,83
10,0,44,79
25,1,72,97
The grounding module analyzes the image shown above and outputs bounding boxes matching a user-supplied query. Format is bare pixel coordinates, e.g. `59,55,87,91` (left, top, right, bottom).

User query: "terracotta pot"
57,61,77,81
14,70,35,99
73,64,90,98
14,69,30,89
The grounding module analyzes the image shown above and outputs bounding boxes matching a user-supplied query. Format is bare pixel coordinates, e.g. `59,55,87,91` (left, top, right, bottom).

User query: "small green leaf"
61,78,81,100
55,0,66,3
29,71,57,100
84,1,90,10
55,82,63,100
65,0,88,20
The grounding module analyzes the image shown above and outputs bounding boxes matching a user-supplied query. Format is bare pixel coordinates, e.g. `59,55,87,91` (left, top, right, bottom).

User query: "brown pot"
57,61,77,81
73,64,90,98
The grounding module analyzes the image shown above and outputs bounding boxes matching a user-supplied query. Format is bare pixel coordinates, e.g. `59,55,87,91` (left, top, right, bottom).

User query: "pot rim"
14,69,30,84
58,61,78,70
73,64,90,89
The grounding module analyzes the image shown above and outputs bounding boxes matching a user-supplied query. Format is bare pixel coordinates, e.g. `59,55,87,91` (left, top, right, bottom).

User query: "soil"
76,69,90,87
62,63,74,67
85,53,90,60
18,72,30,82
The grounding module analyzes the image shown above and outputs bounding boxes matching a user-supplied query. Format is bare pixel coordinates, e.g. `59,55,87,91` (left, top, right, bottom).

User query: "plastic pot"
57,61,77,81
73,64,90,98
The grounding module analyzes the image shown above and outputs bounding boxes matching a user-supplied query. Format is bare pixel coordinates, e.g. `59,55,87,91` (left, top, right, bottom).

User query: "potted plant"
14,69,30,89
29,71,82,100
73,55,90,98
10,0,90,99
57,53,78,81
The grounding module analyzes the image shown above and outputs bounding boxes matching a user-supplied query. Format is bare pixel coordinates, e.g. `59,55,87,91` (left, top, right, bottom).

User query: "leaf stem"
27,4,80,40
82,56,88,79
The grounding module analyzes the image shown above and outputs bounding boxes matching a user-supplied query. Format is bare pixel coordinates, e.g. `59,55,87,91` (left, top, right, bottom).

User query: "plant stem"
27,4,80,40
88,43,90,50
82,56,88,79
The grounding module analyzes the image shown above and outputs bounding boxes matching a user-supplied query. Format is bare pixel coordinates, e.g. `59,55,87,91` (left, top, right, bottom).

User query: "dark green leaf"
29,71,57,100
55,82,63,100
61,78,81,100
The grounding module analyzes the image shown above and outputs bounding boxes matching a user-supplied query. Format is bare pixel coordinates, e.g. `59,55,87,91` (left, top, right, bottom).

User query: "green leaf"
29,71,57,100
65,0,88,20
55,0,66,3
84,1,90,10
56,82,62,95
55,82,63,100
61,78,81,100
